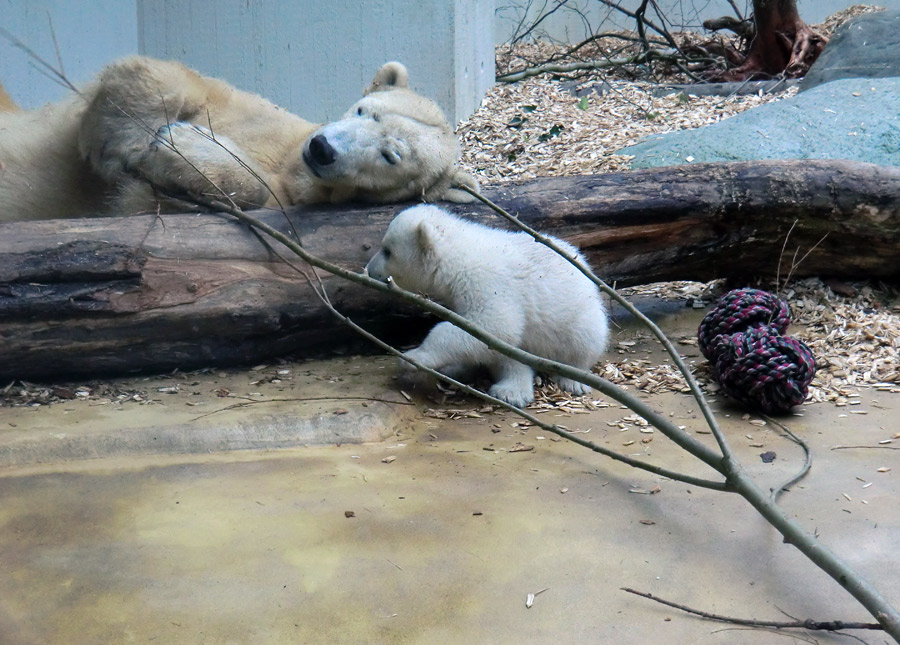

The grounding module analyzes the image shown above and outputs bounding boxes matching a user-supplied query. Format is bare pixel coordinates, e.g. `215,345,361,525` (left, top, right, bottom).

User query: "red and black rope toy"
698,288,817,414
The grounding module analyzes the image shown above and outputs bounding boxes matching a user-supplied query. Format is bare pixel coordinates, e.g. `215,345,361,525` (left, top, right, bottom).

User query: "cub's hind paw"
555,376,591,397
488,381,534,408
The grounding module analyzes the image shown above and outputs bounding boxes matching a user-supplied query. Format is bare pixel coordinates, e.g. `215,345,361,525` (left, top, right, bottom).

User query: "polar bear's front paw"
149,121,237,171
555,376,592,397
488,381,534,408
141,121,269,207
151,122,211,152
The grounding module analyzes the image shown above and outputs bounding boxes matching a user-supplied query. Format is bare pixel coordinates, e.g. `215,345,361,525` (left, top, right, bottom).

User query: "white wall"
138,0,494,125
0,0,493,125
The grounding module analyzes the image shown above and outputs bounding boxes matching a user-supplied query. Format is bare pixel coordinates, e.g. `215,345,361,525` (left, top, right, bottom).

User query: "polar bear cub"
365,205,609,407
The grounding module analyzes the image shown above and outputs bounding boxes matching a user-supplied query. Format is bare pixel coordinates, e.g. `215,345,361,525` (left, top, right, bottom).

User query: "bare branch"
0,27,80,95
497,49,683,83
762,415,812,503
621,588,884,632
98,127,900,637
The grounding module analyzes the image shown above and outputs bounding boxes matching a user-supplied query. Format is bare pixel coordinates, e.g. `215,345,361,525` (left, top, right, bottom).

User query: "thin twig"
621,588,883,632
783,232,831,289
497,50,685,82
45,11,66,82
510,0,573,47
191,395,415,421
762,414,812,503
0,27,79,94
775,219,799,296
595,0,680,50
726,0,744,22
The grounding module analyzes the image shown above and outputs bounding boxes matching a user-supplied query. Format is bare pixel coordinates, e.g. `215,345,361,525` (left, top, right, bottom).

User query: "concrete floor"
1,306,898,644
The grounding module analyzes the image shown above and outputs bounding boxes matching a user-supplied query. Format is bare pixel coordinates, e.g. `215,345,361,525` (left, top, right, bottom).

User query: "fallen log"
1,159,898,382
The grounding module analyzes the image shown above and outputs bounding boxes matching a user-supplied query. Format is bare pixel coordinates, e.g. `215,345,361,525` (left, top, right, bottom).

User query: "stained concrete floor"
1,303,898,644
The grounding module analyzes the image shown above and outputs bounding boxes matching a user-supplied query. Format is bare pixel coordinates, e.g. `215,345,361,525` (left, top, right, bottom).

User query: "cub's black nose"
308,134,336,166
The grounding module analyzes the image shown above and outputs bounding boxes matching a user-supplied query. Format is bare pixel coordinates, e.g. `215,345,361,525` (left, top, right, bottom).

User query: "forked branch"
190,193,898,638
136,126,900,640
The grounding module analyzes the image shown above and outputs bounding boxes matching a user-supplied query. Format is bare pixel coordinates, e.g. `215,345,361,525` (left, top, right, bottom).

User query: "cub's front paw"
399,347,444,374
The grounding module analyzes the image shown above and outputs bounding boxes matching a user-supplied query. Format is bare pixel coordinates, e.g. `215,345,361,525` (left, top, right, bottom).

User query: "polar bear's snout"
307,135,337,167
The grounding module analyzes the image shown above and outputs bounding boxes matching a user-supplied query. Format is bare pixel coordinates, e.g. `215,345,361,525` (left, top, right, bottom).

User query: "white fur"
0,58,478,221
365,205,610,407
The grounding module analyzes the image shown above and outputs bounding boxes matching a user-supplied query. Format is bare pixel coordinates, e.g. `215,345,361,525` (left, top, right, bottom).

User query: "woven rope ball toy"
698,288,816,413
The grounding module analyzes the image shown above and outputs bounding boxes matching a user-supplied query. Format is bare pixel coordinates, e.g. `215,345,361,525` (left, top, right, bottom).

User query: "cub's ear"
366,62,410,95
416,220,438,253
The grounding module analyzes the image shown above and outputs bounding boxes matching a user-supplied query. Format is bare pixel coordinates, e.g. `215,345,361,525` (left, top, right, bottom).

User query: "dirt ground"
1,298,897,644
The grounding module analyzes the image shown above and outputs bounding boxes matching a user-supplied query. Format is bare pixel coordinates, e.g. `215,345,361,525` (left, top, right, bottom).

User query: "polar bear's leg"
488,358,535,408
401,322,489,374
400,320,536,406
78,57,272,210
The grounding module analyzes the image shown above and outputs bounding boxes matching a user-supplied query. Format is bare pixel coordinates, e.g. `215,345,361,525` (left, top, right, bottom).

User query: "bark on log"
1,159,898,382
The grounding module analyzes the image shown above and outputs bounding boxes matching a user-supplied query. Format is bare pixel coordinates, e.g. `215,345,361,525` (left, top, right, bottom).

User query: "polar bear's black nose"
308,135,337,166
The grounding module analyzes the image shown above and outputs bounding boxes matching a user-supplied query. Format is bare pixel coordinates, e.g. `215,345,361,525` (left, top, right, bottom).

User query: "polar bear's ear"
366,62,410,94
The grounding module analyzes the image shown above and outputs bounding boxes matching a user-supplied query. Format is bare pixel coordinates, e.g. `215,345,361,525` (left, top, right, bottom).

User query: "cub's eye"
382,248,392,259
381,150,400,165
357,107,364,116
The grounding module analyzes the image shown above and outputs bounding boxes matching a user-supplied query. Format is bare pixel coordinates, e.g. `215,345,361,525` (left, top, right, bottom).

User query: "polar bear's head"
365,204,455,297
302,63,477,204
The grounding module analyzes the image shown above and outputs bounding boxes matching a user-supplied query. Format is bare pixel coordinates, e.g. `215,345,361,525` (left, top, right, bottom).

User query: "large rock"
622,77,900,169
802,9,900,91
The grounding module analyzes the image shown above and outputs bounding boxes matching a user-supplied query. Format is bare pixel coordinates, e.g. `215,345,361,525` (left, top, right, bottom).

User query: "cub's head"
365,205,453,295
302,62,477,204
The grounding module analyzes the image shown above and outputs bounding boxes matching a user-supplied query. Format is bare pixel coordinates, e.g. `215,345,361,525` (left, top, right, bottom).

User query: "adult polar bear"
0,56,477,222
